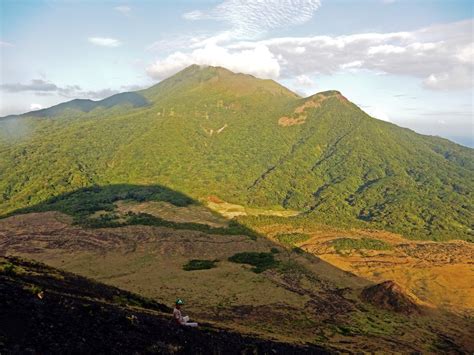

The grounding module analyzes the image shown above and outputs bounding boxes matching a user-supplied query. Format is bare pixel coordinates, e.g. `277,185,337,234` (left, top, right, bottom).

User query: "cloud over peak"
146,43,280,80
148,19,473,91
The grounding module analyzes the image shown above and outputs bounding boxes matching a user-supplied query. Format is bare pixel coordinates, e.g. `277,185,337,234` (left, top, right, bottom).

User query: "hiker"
173,298,198,327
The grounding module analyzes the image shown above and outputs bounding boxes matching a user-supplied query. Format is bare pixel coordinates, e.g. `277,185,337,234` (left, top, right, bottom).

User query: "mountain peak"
142,65,300,100
306,90,346,101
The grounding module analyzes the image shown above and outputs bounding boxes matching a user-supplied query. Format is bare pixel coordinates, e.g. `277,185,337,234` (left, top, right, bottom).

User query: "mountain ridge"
1,92,150,120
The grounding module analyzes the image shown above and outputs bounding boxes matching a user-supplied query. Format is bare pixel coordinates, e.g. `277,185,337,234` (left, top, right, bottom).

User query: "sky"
0,0,473,147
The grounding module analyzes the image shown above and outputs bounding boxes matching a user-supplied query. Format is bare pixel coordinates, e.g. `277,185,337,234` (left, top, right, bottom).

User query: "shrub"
182,259,218,271
292,247,304,254
1,262,16,275
26,285,42,295
332,237,391,253
228,252,278,273
275,233,311,246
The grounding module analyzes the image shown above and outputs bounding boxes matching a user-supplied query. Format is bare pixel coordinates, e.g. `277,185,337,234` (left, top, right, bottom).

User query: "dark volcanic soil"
0,257,330,354
361,280,420,315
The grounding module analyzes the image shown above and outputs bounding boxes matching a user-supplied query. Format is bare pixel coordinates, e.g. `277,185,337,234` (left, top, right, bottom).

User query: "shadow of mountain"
2,184,259,239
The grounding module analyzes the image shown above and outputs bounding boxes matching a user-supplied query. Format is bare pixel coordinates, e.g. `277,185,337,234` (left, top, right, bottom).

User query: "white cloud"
146,43,280,80
0,41,13,47
182,0,321,39
340,60,364,70
367,44,406,55
293,46,306,54
364,106,391,122
259,20,473,90
294,75,314,87
422,67,473,91
88,37,122,47
30,103,43,111
146,19,473,91
456,43,474,63
114,5,131,15
147,34,209,52
182,10,204,20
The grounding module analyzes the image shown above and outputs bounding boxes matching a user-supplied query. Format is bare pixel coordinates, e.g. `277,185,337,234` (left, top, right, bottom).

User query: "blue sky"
1,0,473,146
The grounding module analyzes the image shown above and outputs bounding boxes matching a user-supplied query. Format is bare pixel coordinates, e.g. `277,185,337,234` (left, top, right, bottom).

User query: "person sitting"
173,298,198,327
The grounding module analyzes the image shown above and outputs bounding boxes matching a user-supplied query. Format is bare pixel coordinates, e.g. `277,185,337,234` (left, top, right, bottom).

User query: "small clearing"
278,92,347,127
206,197,300,219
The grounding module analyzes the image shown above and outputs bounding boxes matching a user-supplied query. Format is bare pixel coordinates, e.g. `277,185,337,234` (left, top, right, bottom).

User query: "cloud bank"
0,79,124,100
147,19,473,91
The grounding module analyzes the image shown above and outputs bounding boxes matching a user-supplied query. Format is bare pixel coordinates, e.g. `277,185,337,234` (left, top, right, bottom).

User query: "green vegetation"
1,65,472,241
275,232,311,246
228,252,279,273
291,246,305,254
183,259,219,271
12,184,194,217
112,294,150,308
26,284,43,295
332,238,392,253
81,211,257,238
1,262,17,275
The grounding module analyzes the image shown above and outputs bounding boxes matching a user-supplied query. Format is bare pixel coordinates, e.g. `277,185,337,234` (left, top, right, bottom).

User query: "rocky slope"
0,256,328,354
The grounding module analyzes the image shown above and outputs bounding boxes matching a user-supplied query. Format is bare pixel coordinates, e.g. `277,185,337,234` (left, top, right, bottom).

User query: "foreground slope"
0,65,472,241
0,257,327,354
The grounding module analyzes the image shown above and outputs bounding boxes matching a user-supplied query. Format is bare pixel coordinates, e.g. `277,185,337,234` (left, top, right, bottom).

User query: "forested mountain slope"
1,65,472,241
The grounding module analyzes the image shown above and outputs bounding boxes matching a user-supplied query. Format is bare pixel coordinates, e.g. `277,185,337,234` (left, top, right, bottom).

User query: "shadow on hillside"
2,184,259,239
